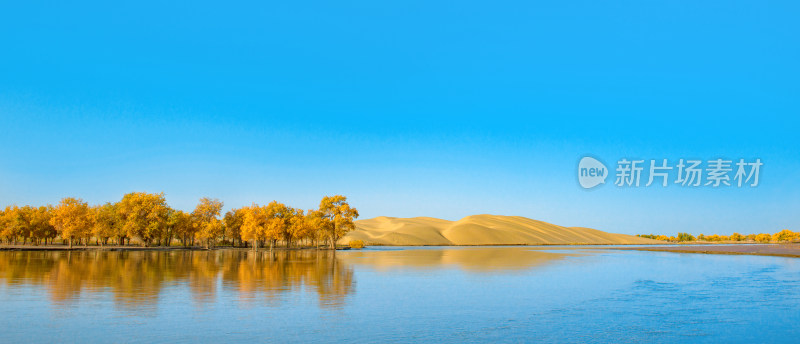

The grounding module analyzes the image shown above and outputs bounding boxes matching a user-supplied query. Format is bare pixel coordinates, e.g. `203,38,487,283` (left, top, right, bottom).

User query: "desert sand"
340,214,660,246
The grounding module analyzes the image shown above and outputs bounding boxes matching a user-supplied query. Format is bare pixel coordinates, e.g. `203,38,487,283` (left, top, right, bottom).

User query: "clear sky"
1,1,798,235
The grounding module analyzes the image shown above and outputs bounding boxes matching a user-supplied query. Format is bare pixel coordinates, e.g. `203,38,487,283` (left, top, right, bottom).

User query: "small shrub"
677,232,695,242
349,240,366,249
755,233,771,243
772,229,799,243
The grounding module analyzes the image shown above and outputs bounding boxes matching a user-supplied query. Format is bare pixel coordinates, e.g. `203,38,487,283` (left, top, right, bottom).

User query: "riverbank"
611,244,800,258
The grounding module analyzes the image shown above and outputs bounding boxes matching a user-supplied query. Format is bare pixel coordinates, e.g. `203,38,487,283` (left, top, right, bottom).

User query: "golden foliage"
50,197,92,247
29,206,57,244
318,195,359,248
264,201,292,246
772,229,799,243
755,233,772,243
169,209,193,246
1,205,57,245
348,240,365,249
192,197,224,248
730,233,745,241
91,202,120,245
1,205,25,243
117,192,169,246
642,230,798,244
224,208,245,244
241,204,268,247
2,193,364,248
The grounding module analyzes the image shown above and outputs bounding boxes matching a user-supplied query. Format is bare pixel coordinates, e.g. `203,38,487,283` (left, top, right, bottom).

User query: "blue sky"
1,1,798,235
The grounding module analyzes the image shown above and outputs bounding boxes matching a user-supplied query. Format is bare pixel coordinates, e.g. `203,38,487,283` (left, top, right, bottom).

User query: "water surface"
1,247,798,343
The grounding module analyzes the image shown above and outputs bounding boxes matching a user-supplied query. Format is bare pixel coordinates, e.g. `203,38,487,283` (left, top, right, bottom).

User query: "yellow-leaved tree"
192,197,224,249
30,205,57,245
264,201,292,249
169,210,194,247
772,229,799,243
289,209,315,247
17,206,36,244
224,208,244,247
1,205,25,244
50,197,92,248
91,202,121,246
318,195,359,249
118,192,169,247
241,204,268,250
755,233,772,243
307,210,329,248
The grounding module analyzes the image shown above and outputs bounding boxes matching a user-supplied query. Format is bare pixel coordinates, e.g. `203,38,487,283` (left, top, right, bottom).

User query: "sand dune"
341,215,660,246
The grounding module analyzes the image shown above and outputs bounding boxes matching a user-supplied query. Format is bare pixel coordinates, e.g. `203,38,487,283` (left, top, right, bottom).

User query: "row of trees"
637,230,799,243
0,193,359,249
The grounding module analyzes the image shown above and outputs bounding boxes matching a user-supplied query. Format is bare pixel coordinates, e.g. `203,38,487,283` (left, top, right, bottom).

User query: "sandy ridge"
341,214,660,246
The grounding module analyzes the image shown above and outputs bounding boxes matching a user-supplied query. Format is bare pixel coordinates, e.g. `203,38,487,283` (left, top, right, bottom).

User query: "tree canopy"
50,198,92,248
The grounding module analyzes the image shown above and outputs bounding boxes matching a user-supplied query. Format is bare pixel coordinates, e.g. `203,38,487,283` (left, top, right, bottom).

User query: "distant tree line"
637,230,799,243
0,193,358,249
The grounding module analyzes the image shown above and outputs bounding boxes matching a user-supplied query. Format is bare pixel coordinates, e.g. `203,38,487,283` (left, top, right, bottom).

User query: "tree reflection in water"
0,250,354,309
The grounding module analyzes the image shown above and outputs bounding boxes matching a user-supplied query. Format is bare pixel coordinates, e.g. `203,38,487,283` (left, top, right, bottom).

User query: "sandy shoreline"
611,244,800,258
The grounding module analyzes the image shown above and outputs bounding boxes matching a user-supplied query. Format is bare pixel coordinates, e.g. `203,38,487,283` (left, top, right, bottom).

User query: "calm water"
1,247,799,343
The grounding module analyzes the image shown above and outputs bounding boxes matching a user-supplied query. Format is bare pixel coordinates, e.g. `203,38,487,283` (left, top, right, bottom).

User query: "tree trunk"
68,237,73,249
330,223,337,249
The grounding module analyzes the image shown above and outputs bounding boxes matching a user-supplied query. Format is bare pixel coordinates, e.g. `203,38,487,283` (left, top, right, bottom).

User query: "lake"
1,246,799,343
